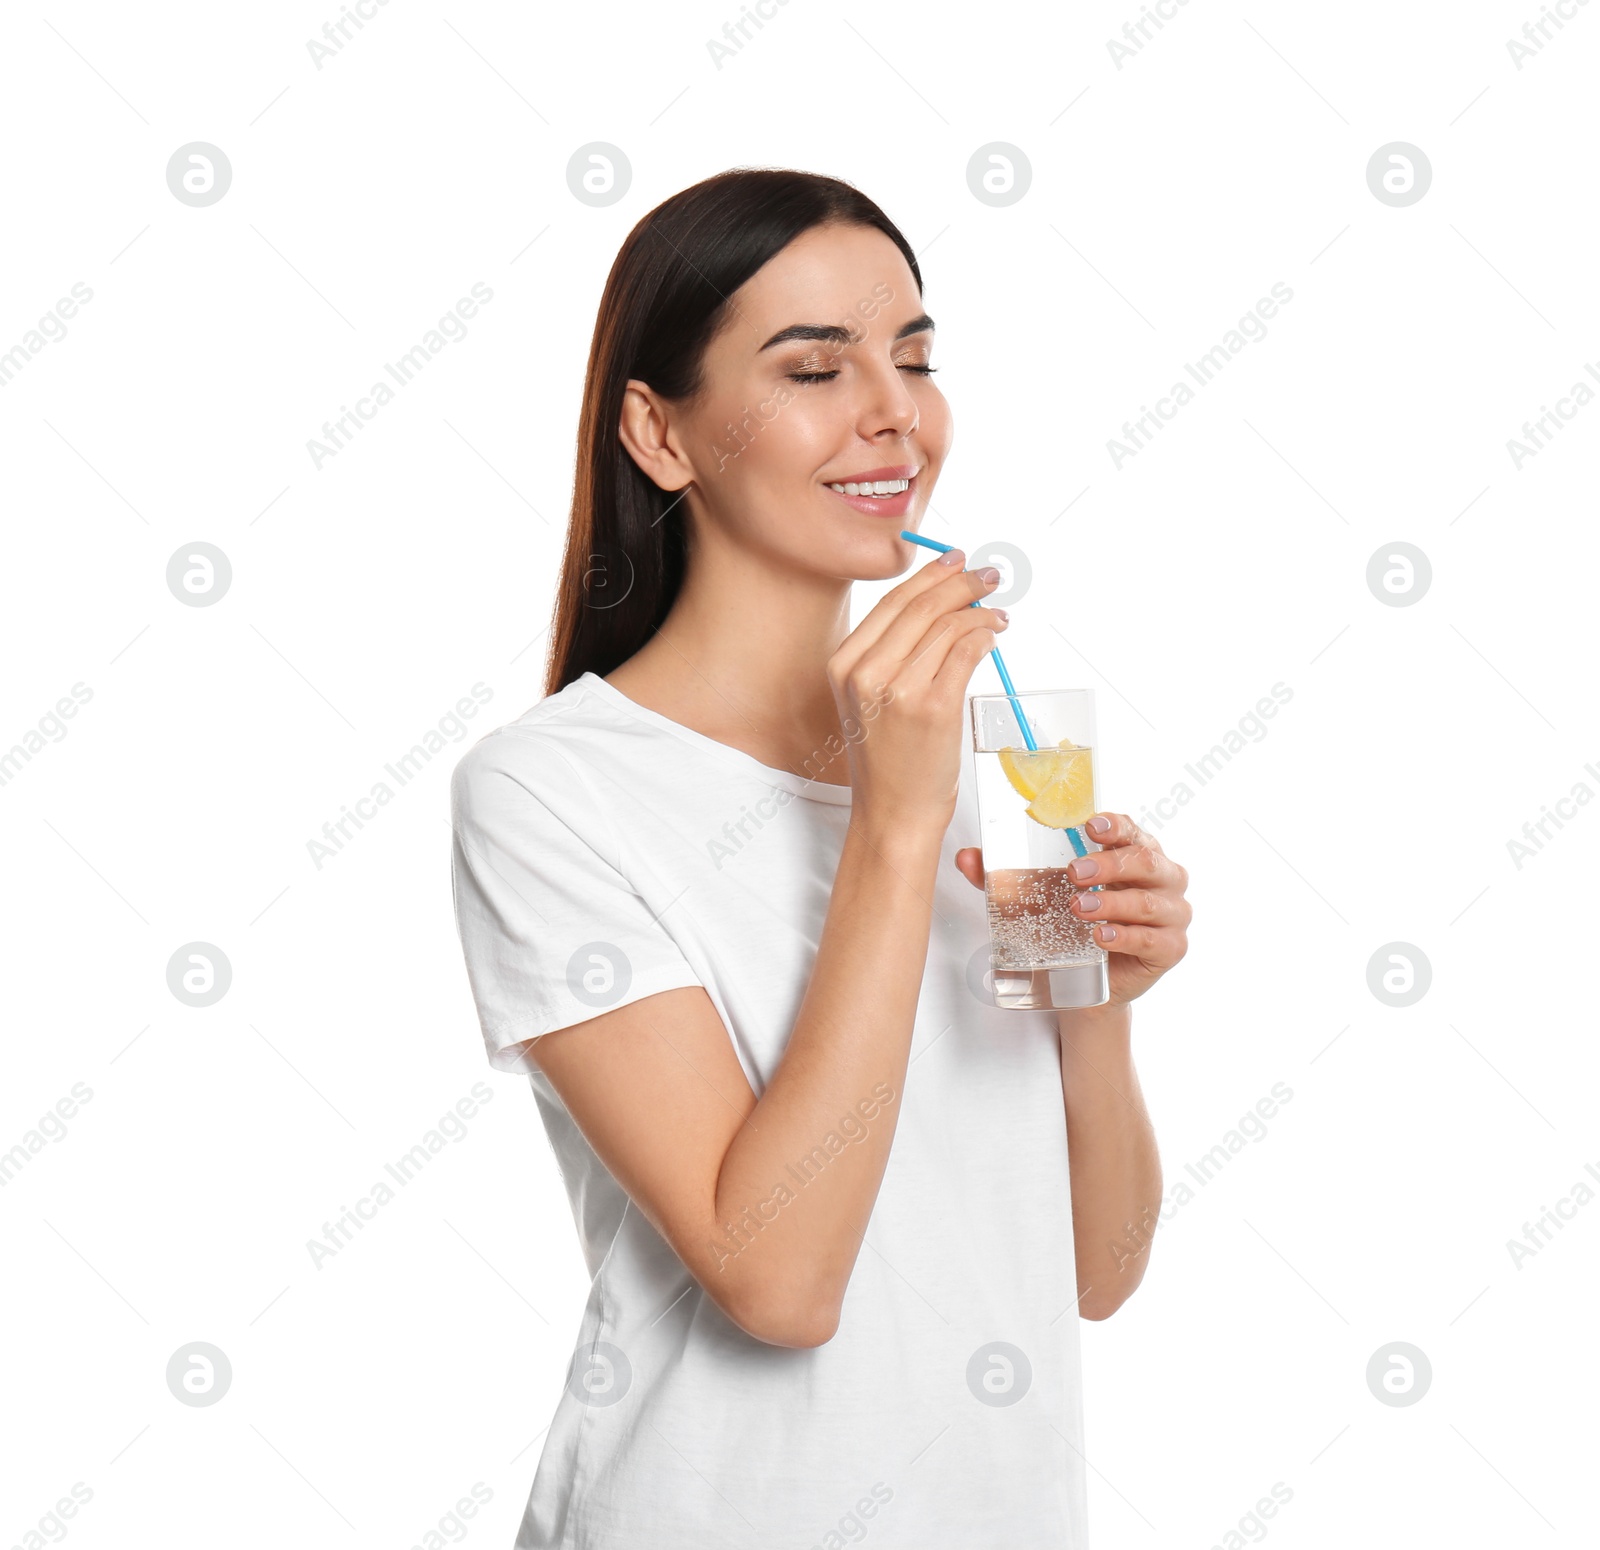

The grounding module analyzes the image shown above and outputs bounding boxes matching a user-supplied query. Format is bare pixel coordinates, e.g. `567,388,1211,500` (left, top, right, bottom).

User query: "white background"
3,2,1596,1546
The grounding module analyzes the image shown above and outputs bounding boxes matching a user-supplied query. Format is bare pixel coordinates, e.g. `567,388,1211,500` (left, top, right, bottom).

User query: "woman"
450,167,1191,1548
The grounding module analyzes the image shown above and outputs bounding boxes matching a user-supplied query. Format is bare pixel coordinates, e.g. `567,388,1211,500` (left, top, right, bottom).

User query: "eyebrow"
757,312,936,352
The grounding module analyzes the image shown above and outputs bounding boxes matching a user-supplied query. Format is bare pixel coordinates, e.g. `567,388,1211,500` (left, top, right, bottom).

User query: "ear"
618,379,694,493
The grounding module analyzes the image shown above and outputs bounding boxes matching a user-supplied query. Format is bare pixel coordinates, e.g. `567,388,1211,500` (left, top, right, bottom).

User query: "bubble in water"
985,868,1099,969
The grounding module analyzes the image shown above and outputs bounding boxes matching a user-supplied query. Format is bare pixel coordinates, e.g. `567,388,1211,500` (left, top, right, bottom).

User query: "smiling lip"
822,464,920,519
825,464,919,484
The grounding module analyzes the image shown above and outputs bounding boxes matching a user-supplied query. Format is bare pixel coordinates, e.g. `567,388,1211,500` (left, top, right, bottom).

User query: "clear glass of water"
969,688,1110,1011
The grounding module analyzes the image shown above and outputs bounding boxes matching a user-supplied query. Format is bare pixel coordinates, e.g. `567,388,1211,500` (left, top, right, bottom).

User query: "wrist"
1057,1001,1135,1103
846,811,946,868
848,793,950,842
1057,999,1133,1043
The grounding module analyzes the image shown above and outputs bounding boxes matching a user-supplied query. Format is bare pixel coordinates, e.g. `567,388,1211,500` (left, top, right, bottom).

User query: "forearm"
713,817,941,1336
1057,1002,1163,1319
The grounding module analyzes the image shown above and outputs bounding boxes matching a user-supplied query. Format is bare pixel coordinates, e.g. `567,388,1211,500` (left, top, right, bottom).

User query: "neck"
610,528,855,767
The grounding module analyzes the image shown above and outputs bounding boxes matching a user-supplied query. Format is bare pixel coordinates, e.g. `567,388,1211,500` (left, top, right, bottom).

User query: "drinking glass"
969,688,1110,1011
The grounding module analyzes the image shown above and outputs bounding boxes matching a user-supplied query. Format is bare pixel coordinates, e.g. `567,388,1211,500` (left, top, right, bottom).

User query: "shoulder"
450,675,622,828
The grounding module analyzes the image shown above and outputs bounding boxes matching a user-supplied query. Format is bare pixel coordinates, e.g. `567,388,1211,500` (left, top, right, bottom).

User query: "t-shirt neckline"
577,671,854,805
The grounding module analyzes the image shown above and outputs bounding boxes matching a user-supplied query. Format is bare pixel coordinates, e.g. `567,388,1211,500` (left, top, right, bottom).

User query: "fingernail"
1098,924,1118,942
1070,857,1099,881
1077,891,1101,911
992,609,1009,624
937,548,965,566
1087,815,1111,834
978,566,1000,584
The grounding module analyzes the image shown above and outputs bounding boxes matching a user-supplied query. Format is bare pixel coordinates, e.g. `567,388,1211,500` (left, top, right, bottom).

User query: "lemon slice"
997,737,1085,801
1024,747,1095,829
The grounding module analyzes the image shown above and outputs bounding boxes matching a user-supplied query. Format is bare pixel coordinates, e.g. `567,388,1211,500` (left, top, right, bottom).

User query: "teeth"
828,478,910,497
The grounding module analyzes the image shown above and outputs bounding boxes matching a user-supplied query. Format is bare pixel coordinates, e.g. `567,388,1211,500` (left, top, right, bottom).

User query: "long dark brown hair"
543,168,923,697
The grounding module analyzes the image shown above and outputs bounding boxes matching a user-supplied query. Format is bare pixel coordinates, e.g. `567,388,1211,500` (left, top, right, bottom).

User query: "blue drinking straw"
900,529,1089,858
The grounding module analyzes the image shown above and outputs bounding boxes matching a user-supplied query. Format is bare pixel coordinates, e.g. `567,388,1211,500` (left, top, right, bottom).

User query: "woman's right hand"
827,549,1008,839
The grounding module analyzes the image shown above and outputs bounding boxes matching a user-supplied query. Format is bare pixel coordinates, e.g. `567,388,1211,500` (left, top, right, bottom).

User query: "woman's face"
623,221,952,580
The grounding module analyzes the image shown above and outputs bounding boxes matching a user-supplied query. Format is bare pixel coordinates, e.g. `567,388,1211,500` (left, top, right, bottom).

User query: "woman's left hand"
955,812,1190,1007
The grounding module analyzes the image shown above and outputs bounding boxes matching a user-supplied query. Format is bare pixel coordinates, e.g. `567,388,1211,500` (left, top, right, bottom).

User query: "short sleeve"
449,733,706,1075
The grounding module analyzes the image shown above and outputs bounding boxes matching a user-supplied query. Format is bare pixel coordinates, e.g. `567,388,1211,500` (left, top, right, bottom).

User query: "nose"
854,356,919,441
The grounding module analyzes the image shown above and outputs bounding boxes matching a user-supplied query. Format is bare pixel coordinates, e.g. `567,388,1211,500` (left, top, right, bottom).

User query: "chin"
849,532,920,582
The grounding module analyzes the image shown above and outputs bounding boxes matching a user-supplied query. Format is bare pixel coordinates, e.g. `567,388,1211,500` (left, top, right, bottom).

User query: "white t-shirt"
449,669,1090,1548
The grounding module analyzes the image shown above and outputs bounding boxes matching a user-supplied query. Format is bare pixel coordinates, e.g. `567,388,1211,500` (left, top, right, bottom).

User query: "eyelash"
787,365,938,386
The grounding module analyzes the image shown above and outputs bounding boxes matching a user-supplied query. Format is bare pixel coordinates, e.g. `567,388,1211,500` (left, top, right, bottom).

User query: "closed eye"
788,365,938,386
